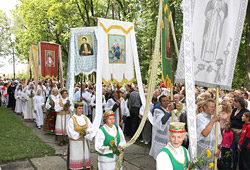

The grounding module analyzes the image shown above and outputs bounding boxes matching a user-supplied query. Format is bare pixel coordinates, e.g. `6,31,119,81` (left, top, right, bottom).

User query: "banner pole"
171,86,174,122
59,45,64,88
170,13,179,57
214,87,219,170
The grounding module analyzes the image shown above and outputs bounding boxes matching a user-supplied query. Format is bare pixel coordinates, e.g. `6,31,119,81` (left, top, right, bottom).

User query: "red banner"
39,42,59,80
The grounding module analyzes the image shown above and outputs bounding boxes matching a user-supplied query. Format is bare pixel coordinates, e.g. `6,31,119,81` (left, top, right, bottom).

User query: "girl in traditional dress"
33,88,45,129
55,88,74,146
66,102,94,170
14,84,23,114
44,88,59,133
156,122,189,170
95,110,126,170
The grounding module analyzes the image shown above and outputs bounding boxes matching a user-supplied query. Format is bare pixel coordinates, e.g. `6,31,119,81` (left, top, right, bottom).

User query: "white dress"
15,89,23,113
54,98,74,138
149,107,178,159
95,124,126,170
156,143,189,170
23,89,35,120
33,95,45,127
66,114,94,170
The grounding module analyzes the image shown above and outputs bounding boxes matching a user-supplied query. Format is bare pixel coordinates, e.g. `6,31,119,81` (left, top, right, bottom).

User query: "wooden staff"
170,86,174,122
214,87,219,170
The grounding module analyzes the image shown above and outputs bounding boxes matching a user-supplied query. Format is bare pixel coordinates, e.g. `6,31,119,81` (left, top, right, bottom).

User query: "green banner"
162,0,173,88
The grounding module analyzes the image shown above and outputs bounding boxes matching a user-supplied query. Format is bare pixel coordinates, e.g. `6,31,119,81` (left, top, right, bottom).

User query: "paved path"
0,110,156,170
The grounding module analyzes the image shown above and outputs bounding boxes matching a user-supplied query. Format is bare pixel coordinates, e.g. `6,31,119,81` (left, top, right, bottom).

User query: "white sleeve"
105,99,115,112
153,109,168,131
196,114,208,141
66,118,81,140
156,151,173,170
54,100,63,112
94,129,113,155
33,97,37,111
85,117,95,141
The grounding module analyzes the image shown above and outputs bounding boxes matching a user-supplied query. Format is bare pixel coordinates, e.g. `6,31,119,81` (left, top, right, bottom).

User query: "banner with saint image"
176,0,248,90
38,42,60,80
97,18,135,85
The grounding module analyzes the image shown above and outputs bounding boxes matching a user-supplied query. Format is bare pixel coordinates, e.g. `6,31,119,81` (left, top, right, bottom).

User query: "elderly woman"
67,102,94,170
156,122,189,170
55,88,74,146
43,88,59,133
95,110,126,170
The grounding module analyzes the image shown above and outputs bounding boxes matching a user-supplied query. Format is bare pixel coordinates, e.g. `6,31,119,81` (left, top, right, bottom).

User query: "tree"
0,10,11,67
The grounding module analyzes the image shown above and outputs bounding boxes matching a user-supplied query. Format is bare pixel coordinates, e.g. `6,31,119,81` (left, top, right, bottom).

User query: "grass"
0,107,54,163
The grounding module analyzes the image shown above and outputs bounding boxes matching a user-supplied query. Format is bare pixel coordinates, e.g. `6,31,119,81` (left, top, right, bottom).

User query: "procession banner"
176,0,249,90
97,18,135,86
162,0,173,88
66,27,97,102
38,42,60,80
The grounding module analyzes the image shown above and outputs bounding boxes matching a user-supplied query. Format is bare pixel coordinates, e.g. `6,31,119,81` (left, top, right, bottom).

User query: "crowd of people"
1,77,250,170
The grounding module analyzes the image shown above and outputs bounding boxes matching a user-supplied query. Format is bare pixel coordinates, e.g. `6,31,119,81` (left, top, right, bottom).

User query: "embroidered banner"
97,18,135,86
38,42,60,80
176,0,249,90
161,0,173,88
66,27,97,102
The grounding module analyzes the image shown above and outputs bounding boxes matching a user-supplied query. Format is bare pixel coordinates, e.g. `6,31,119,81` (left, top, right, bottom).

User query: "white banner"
176,0,248,90
97,18,135,85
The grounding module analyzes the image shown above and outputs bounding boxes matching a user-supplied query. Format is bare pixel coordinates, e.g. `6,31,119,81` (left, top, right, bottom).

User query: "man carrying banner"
74,83,91,116
149,95,177,159
196,99,222,170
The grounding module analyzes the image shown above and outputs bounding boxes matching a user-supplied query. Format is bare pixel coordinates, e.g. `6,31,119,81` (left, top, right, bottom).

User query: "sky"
0,0,27,77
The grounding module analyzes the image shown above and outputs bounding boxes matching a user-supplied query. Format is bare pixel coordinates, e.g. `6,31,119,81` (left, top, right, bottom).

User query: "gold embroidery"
68,116,88,141
100,22,133,34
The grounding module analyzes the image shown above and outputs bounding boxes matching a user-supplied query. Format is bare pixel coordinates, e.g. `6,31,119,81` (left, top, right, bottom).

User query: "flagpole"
170,13,179,57
214,87,219,170
171,86,174,122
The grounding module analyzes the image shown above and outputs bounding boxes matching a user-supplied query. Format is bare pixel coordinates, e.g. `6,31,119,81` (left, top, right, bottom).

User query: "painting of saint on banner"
45,50,55,67
108,34,126,63
78,35,93,56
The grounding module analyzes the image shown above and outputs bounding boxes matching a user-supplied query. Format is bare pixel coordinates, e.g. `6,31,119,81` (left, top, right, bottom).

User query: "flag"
97,18,135,86
176,0,249,90
38,42,60,80
161,0,173,88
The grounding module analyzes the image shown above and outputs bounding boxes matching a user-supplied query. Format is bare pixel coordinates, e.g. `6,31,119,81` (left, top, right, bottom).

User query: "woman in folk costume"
44,88,60,133
66,102,94,170
156,122,189,170
23,82,36,121
55,88,74,146
95,110,126,170
33,88,45,129
14,84,23,114
1,83,8,105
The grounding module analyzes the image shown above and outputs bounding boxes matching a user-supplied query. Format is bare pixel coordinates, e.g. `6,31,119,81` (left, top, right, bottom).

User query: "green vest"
98,125,120,158
160,146,188,170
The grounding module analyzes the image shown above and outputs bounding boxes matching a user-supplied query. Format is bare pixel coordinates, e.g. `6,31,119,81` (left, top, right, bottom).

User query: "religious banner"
162,0,173,88
176,0,249,90
38,42,60,80
97,18,135,85
66,27,97,102
70,27,97,75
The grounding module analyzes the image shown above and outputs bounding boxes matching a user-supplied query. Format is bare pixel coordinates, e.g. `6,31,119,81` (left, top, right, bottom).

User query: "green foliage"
10,0,249,87
0,107,54,162
0,10,11,64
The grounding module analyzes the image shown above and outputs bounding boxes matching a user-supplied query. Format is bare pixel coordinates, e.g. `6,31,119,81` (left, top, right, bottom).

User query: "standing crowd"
1,77,250,170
